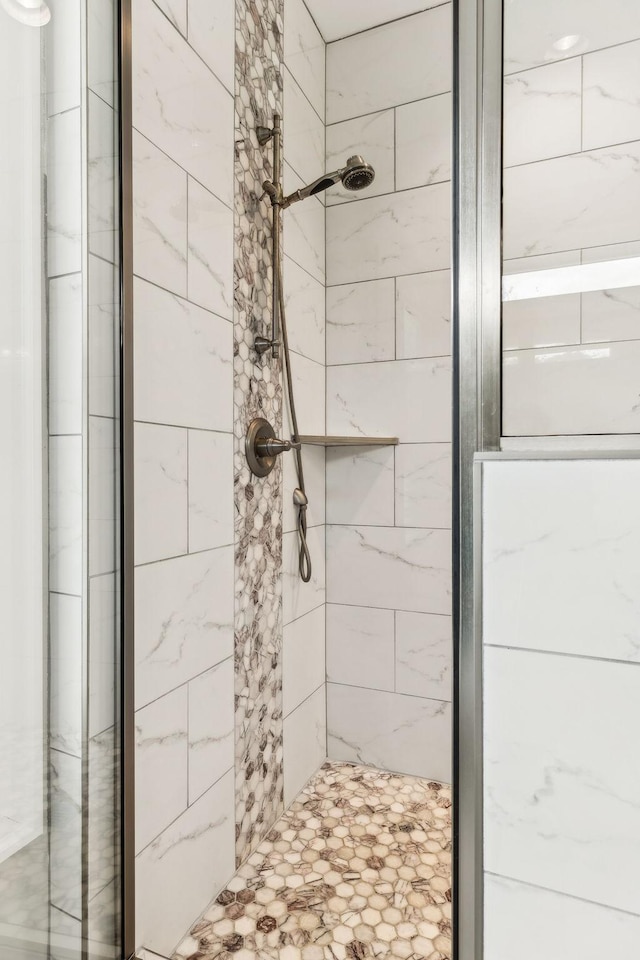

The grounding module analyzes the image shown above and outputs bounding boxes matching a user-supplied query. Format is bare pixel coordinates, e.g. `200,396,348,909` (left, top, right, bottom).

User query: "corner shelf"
298,435,398,447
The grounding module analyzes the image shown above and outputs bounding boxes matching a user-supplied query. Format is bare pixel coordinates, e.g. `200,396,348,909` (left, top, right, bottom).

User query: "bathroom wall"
482,458,640,958
281,0,328,808
132,0,329,952
324,4,453,782
132,0,236,951
501,1,640,436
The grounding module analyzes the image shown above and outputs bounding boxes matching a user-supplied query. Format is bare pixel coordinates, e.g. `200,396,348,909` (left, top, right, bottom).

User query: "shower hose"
277,258,312,583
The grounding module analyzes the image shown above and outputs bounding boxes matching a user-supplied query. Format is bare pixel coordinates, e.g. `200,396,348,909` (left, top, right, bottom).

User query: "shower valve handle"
255,436,300,457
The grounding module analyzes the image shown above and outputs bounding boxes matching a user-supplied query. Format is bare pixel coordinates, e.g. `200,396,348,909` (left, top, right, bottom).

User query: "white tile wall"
283,605,326,717
187,178,234,319
187,430,234,552
583,40,640,150
483,460,640,953
325,8,452,781
284,0,325,119
485,875,640,960
283,685,327,807
327,684,451,782
187,658,234,804
326,5,451,123
134,422,188,565
187,0,235,95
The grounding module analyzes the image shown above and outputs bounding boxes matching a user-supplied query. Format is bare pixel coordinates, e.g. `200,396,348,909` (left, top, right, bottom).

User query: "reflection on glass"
501,0,640,437
0,2,121,957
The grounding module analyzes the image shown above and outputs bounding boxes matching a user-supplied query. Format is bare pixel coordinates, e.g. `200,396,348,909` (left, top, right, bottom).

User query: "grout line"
325,1,451,46
133,541,233,570
327,679,452,705
283,680,325,721
134,419,234,435
504,35,640,81
135,656,234,714
485,872,640,920
326,89,452,128
485,643,640,670
504,135,640,172
284,63,324,127
326,175,451,208
324,598,452,618
132,272,233,325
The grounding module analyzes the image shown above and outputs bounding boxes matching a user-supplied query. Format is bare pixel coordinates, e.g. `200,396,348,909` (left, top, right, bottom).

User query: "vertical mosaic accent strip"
233,0,285,865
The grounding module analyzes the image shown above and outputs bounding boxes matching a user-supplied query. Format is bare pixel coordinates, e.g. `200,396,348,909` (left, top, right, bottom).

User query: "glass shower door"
0,2,123,957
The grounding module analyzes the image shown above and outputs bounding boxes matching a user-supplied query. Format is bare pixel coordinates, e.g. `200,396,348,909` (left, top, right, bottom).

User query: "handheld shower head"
280,155,376,208
341,155,375,191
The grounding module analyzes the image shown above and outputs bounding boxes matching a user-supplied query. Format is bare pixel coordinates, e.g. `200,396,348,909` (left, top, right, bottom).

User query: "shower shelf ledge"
298,434,399,447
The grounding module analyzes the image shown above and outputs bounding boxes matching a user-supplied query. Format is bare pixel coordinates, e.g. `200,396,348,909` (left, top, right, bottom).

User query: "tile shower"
131,0,452,956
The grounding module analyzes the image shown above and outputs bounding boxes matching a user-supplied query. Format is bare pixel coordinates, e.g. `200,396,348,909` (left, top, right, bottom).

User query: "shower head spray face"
341,155,376,191
281,155,376,207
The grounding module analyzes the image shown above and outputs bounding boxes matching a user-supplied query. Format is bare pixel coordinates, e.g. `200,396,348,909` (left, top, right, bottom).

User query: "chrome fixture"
245,417,300,478
253,114,375,581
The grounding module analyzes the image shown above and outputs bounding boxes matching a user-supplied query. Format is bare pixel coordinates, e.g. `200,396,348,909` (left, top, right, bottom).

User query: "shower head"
280,155,376,208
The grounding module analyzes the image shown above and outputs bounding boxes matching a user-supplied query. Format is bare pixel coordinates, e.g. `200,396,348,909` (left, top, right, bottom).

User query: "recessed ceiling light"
0,0,51,26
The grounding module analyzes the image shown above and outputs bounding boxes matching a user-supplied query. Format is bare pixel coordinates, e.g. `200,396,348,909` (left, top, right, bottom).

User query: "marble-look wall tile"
326,279,395,365
484,645,640,914
49,273,82,436
485,874,640,960
136,769,235,956
283,525,326,626
327,684,451,781
134,422,188,566
88,91,117,264
284,0,325,118
134,277,233,431
327,525,451,615
46,0,81,116
188,0,235,94
135,687,188,854
396,611,451,701
326,110,395,205
326,446,395,527
50,750,82,917
503,0,640,74
88,255,117,419
583,40,640,151
396,94,451,191
49,435,83,596
327,358,452,443
88,573,117,738
50,593,82,757
327,183,450,285
395,443,452,529
287,351,325,435
88,0,116,106
483,460,640,662
283,256,325,365
47,107,82,276
503,59,581,168
135,547,234,709
502,339,640,436
283,444,325,534
503,141,640,260
133,0,233,206
326,5,452,124
581,285,640,344
326,604,395,692
396,270,451,360
283,166,326,283
187,430,234,553
186,178,233,319
502,293,581,351
154,0,186,35
283,685,327,807
283,605,325,717
284,68,324,188
188,658,234,804
88,415,118,577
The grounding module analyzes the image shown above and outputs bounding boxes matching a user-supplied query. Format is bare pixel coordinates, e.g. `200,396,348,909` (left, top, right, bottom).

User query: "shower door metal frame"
452,0,502,957
118,0,136,957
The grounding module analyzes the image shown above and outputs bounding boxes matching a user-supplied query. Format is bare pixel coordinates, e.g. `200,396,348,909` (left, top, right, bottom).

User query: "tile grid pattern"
501,7,640,436
323,6,453,782
132,0,238,952
483,459,640,957
174,761,452,960
233,0,286,865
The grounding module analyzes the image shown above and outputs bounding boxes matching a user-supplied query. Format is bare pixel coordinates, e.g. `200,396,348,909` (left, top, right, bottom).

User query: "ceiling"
304,0,435,42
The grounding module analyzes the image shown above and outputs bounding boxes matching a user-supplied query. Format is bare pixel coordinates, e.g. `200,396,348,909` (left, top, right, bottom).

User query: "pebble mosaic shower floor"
173,761,452,960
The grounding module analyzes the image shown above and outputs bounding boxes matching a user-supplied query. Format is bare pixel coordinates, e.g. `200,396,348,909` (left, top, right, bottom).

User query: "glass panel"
0,1,121,957
501,0,640,437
